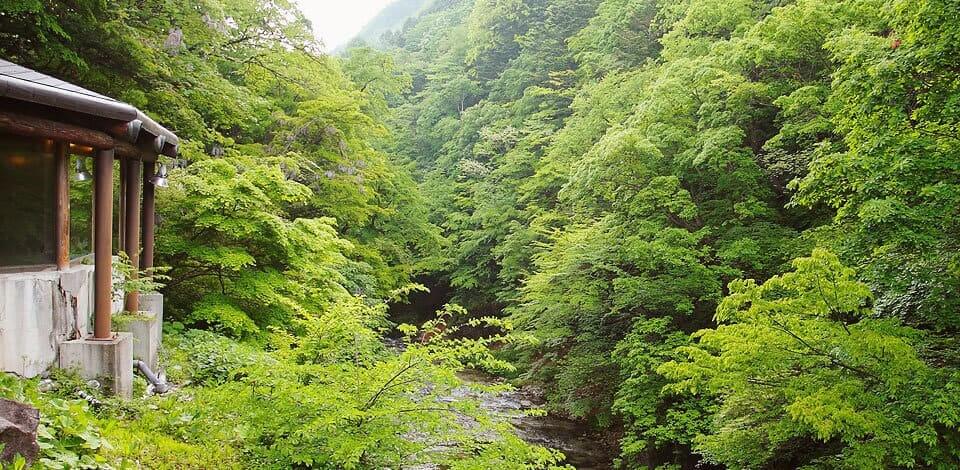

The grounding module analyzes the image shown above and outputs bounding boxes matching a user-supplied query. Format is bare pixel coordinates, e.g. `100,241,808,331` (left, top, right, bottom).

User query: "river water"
383,337,615,468
454,370,615,469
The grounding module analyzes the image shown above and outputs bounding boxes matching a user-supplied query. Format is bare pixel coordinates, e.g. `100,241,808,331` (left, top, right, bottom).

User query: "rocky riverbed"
453,370,615,469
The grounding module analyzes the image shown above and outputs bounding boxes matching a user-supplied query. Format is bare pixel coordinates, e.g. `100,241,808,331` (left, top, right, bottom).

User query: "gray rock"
0,399,39,464
37,379,57,393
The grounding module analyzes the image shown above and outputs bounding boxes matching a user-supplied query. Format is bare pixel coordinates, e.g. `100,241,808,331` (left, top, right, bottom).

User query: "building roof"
0,59,179,154
0,60,121,102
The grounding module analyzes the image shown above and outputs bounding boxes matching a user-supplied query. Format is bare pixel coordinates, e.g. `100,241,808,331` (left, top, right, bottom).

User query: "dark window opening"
0,136,56,266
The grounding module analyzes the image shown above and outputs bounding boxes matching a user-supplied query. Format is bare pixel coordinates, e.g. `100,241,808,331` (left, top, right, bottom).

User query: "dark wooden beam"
115,141,158,162
94,148,114,339
73,141,158,162
54,142,70,270
0,111,164,162
124,159,141,313
0,111,114,149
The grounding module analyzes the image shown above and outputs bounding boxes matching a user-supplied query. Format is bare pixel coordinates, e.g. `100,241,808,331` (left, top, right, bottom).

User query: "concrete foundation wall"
141,293,163,323
0,265,95,378
1,262,165,398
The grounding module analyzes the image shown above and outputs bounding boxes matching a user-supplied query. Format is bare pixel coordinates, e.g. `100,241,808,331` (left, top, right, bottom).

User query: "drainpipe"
133,360,170,394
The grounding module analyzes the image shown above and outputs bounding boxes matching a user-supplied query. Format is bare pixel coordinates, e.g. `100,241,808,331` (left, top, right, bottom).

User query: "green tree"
796,0,960,332
157,156,353,337
661,249,960,468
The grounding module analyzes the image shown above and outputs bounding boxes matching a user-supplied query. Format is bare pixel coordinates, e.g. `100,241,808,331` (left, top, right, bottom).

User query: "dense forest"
1,0,959,468
376,0,960,467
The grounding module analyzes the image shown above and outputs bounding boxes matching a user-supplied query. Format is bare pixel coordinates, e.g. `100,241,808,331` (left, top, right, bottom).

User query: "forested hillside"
344,0,435,51
0,1,567,468
1,0,959,468
378,0,960,467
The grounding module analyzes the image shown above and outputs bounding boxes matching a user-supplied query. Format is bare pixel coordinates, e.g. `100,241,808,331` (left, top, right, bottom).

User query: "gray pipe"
133,360,170,394
124,119,143,143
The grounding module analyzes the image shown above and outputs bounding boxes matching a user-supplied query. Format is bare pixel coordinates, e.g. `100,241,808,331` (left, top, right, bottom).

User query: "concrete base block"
117,312,160,371
138,293,163,369
140,293,163,322
58,333,133,399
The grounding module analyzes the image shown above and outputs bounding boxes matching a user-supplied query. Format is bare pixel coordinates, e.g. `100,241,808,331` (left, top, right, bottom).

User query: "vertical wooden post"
54,142,70,270
124,159,141,313
118,158,126,252
141,162,156,271
94,149,114,340
140,162,157,270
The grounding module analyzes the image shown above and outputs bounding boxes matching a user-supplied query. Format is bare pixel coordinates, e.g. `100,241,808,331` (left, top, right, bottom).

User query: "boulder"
0,399,39,464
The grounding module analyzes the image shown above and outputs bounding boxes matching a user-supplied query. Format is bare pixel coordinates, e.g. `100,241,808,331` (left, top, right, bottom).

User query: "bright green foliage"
466,0,530,81
4,0,960,467
130,293,547,469
378,0,960,466
1,306,570,469
661,250,960,468
0,374,110,469
112,251,170,301
341,47,413,116
129,306,568,469
568,0,661,77
796,0,960,331
613,318,712,466
0,0,99,69
157,156,353,337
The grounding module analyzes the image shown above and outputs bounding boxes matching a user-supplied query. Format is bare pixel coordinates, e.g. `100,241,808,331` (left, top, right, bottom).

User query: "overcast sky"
297,0,395,51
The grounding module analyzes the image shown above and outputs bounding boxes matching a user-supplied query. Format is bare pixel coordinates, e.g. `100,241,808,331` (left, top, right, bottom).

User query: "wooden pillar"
124,159,141,313
118,158,126,252
54,142,70,270
141,162,156,271
94,149,114,339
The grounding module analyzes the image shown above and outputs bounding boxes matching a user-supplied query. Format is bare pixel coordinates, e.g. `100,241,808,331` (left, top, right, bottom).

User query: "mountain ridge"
337,0,434,52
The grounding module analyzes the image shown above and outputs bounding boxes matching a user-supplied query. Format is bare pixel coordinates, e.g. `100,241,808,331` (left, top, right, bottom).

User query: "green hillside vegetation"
342,0,434,51
1,0,960,468
382,0,960,467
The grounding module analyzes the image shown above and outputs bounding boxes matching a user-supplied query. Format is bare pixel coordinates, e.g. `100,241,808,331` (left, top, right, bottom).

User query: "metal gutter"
0,74,137,122
0,59,180,157
136,111,180,156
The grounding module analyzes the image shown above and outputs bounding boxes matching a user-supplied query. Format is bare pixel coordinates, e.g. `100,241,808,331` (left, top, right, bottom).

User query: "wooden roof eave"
0,60,179,157
0,111,162,161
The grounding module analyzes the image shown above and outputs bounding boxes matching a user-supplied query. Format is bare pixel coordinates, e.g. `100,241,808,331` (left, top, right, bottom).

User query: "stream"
453,370,615,469
384,329,615,468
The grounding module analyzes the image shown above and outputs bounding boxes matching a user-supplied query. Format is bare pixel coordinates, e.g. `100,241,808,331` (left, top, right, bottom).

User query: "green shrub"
162,329,263,385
